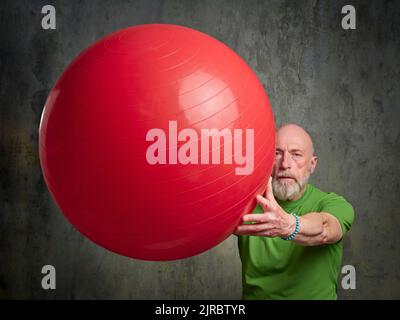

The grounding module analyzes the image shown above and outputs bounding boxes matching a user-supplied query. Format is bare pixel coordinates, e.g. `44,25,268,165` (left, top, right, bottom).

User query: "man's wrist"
282,213,297,238
281,213,300,241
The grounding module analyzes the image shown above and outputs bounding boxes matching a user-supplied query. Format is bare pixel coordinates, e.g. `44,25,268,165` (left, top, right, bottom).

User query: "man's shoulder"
311,186,354,211
308,184,353,208
309,184,346,200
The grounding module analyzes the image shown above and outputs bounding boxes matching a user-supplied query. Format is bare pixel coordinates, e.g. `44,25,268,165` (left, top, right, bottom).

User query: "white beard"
272,167,311,201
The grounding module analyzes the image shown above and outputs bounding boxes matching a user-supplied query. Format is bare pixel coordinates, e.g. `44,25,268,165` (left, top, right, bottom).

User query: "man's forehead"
275,125,313,152
276,137,308,151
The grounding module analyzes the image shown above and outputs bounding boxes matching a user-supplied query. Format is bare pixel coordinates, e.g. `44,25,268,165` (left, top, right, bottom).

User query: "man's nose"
280,151,292,169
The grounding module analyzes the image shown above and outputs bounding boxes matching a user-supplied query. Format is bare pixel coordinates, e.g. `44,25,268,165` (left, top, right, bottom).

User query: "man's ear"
310,155,318,174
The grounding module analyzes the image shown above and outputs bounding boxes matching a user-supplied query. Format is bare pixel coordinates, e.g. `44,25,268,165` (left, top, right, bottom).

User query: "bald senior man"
235,124,355,300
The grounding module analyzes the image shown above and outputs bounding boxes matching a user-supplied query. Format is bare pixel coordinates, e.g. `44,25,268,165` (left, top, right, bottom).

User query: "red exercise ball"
39,24,275,261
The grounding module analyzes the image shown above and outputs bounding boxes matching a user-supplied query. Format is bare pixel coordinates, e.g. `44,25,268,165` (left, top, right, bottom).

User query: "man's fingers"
234,224,279,236
256,194,271,210
235,224,271,234
242,213,268,223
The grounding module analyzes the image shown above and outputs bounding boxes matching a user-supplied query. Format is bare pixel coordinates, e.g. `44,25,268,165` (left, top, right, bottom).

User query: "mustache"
275,172,296,179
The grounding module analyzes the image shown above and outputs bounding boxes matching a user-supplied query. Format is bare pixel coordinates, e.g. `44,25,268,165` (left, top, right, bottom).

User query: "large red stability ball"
39,24,275,261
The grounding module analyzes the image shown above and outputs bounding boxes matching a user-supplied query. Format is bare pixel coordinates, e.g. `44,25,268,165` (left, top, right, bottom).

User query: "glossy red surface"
39,24,275,260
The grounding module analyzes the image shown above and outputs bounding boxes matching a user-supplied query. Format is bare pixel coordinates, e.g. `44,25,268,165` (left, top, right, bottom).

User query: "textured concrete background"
1,0,399,299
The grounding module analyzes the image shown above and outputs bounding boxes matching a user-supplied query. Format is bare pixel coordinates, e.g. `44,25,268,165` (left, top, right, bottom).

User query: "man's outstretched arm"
234,178,343,246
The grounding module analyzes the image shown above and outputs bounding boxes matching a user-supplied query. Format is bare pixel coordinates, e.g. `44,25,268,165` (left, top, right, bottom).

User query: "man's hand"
234,177,296,238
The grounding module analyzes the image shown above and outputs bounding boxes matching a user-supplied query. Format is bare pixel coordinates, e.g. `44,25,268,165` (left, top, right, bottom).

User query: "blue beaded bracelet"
281,213,300,241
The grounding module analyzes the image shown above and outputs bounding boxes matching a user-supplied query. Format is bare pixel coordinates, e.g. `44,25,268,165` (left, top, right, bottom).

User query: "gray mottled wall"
1,0,399,299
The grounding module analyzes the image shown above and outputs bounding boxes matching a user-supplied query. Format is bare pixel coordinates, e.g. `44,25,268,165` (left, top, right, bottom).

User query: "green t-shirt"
238,184,355,300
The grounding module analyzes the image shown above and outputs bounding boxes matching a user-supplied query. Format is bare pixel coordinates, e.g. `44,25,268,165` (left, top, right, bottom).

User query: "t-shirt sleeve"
319,193,355,236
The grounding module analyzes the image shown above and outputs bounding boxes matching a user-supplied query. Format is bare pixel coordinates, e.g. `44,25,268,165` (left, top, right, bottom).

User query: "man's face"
272,125,317,201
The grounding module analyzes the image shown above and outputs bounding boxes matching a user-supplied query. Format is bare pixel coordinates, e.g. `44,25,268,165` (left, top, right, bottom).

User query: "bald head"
276,124,315,157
